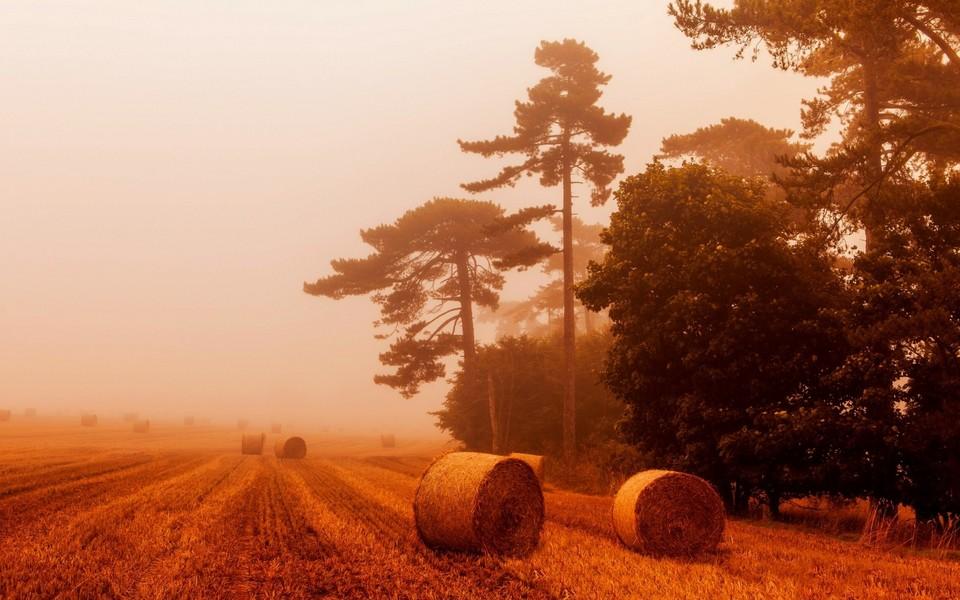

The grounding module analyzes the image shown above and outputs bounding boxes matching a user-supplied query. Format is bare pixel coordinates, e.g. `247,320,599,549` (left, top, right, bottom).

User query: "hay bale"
122,412,138,423
380,433,396,448
508,453,545,481
241,433,265,455
80,414,98,427
0,410,10,422
414,452,544,556
274,436,307,459
270,423,282,434
237,419,249,431
132,419,150,433
183,416,194,426
612,469,725,556
24,408,36,418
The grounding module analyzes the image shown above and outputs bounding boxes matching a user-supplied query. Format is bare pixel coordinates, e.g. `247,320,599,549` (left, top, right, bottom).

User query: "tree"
578,163,851,515
435,331,623,456
303,198,553,411
659,117,809,179
841,176,960,525
480,216,608,337
458,39,632,458
670,1,960,250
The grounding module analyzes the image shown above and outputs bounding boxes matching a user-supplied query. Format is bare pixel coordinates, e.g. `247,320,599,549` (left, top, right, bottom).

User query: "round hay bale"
122,412,138,423
183,416,194,426
237,419,249,431
132,419,150,433
270,423,282,434
24,408,36,418
508,453,545,481
414,452,544,556
241,433,265,455
80,414,98,427
612,469,725,556
0,410,11,422
380,433,396,448
274,436,306,459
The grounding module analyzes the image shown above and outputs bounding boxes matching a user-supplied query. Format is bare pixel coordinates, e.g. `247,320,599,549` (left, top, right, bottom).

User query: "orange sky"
1,1,823,434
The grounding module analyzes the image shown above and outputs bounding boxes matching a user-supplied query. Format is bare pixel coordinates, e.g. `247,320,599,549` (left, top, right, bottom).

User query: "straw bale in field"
80,414,98,426
414,452,544,556
183,416,194,426
241,433,266,455
380,433,396,448
508,453,545,481
270,423,282,434
132,419,150,433
237,419,249,431
0,410,10,422
274,436,307,459
612,469,725,556
122,412,138,423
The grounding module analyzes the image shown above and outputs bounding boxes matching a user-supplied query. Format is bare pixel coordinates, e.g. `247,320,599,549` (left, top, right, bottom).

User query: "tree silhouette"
659,117,809,179
303,198,553,403
670,1,960,250
458,39,631,459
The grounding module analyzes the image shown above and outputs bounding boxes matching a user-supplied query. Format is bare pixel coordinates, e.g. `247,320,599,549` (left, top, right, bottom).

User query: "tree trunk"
455,251,485,445
561,132,577,461
487,373,500,454
861,59,883,253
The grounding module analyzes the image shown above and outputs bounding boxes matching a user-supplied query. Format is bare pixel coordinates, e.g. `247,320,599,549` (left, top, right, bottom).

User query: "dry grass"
0,420,957,598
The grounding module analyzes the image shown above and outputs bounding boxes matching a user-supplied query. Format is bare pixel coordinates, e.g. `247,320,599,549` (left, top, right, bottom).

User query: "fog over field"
1,1,821,433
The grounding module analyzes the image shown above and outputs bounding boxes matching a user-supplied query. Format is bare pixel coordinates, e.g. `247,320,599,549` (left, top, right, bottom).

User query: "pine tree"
458,39,631,459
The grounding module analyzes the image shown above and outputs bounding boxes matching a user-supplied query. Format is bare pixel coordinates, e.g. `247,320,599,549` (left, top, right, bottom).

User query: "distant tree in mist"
436,331,622,457
303,198,553,401
659,117,809,179
480,216,608,337
459,39,631,458
670,0,960,250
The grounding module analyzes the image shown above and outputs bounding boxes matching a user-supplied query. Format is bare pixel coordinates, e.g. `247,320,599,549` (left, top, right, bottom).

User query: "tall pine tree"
458,39,631,459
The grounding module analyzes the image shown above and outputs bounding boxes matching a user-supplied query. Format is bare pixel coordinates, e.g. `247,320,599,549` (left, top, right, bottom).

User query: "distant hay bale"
271,423,282,434
241,433,266,455
183,416,194,426
508,453,545,481
274,436,307,459
24,408,36,418
414,452,544,556
380,433,396,448
80,414,98,427
132,419,150,433
612,469,725,556
0,410,10,422
122,412,138,423
237,419,249,431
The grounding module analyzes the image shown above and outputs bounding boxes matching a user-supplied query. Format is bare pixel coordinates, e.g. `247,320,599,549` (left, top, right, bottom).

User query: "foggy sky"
1,1,822,434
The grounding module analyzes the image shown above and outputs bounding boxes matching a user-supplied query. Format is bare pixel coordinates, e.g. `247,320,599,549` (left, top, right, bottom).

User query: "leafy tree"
659,117,809,179
459,41,631,458
578,163,851,515
842,177,960,525
303,198,553,407
435,331,622,456
670,1,960,249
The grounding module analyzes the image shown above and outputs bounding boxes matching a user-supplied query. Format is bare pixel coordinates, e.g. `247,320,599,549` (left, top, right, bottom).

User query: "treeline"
306,2,960,525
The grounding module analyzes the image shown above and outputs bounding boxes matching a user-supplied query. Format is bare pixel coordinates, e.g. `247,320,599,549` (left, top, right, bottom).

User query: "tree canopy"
304,198,553,397
578,163,851,513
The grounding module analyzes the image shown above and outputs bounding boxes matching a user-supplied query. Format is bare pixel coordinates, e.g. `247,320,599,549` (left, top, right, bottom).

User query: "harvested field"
0,420,958,599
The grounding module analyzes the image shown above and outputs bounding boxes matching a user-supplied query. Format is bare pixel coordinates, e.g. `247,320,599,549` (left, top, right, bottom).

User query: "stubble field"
0,419,957,599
